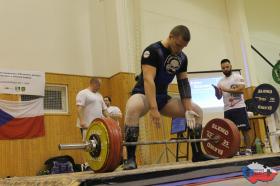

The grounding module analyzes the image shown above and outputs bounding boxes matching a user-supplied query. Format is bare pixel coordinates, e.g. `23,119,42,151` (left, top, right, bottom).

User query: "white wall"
135,0,235,74
0,0,95,76
244,0,280,88
0,0,130,77
2,0,279,82
89,0,124,77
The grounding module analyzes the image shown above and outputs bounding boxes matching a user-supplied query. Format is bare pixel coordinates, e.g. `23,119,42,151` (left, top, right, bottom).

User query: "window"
21,84,68,114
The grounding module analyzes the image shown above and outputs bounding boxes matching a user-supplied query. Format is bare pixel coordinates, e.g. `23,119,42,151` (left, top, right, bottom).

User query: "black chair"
170,118,190,162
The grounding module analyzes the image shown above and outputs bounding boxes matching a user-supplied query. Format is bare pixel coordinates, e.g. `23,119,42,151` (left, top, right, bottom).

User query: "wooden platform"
1,153,280,186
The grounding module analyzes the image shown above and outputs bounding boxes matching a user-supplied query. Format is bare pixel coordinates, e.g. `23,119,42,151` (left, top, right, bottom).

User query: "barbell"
58,118,241,173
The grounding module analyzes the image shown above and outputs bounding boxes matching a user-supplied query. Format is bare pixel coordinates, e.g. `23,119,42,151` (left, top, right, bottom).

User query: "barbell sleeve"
58,143,88,150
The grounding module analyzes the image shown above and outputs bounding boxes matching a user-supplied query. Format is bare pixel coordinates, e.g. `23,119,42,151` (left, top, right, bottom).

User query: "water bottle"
263,137,271,153
255,137,263,154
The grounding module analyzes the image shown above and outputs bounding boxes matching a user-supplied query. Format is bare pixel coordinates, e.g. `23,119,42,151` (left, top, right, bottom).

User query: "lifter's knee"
125,114,140,126
125,94,148,126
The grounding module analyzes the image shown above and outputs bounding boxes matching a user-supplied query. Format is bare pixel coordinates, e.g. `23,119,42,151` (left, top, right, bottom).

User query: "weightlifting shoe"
123,157,137,170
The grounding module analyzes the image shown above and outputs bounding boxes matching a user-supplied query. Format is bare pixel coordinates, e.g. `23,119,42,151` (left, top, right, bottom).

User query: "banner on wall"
0,98,45,140
0,69,45,96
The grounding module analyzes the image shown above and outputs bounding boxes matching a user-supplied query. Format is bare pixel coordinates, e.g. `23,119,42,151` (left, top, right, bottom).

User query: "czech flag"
0,98,45,140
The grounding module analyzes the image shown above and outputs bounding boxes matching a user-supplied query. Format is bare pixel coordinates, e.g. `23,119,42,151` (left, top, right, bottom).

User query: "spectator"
103,96,122,124
213,59,252,156
76,78,109,141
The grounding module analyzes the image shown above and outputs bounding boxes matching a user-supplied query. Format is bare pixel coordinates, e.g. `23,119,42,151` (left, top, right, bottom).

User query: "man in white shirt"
214,59,251,155
76,78,109,139
103,96,122,124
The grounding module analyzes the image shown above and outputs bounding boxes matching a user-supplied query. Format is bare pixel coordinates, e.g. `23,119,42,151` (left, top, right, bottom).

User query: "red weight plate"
202,118,240,158
105,118,122,172
91,118,112,172
95,118,114,172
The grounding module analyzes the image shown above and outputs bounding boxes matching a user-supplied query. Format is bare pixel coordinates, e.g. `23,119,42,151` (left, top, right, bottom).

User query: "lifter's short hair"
90,77,101,85
221,58,231,64
170,25,191,42
104,96,111,102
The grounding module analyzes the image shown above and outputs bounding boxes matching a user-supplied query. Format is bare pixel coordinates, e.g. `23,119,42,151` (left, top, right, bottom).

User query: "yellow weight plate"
84,120,110,172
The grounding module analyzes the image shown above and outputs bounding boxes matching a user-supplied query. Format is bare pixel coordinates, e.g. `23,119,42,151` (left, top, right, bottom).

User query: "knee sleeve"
125,126,139,142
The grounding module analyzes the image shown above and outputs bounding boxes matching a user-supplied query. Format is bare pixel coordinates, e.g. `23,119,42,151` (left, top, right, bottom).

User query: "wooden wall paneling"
240,117,267,152
240,121,255,150
139,115,190,165
252,118,267,145
138,83,192,166
109,73,135,132
108,73,142,164
0,73,110,177
0,94,19,101
43,73,110,173
244,86,256,100
138,117,150,165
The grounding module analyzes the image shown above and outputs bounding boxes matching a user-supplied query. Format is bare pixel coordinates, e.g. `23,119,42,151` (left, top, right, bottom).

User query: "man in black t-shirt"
124,25,214,170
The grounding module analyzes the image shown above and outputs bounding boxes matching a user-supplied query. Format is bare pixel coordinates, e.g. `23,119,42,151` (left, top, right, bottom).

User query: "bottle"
255,137,263,154
263,137,272,153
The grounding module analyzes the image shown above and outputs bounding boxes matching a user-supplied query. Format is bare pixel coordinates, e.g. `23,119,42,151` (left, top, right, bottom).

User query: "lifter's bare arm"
142,64,161,126
77,105,87,128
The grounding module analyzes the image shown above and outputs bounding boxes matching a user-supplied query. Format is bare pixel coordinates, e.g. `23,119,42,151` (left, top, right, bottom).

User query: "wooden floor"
1,153,280,186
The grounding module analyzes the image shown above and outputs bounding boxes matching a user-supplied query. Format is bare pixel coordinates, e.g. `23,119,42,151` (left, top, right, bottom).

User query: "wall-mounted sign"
0,69,45,96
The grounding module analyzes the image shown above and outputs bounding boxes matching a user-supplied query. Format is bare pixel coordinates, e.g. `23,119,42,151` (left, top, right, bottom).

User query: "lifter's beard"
223,70,232,77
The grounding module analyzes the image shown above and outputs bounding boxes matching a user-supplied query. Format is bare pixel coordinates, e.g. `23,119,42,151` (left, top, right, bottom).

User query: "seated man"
123,25,213,170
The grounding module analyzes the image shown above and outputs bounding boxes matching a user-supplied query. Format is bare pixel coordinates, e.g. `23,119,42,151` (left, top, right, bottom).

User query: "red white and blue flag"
242,162,278,183
0,98,45,139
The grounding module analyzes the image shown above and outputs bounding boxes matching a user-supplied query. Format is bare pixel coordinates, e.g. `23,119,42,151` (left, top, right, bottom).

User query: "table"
248,115,272,152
